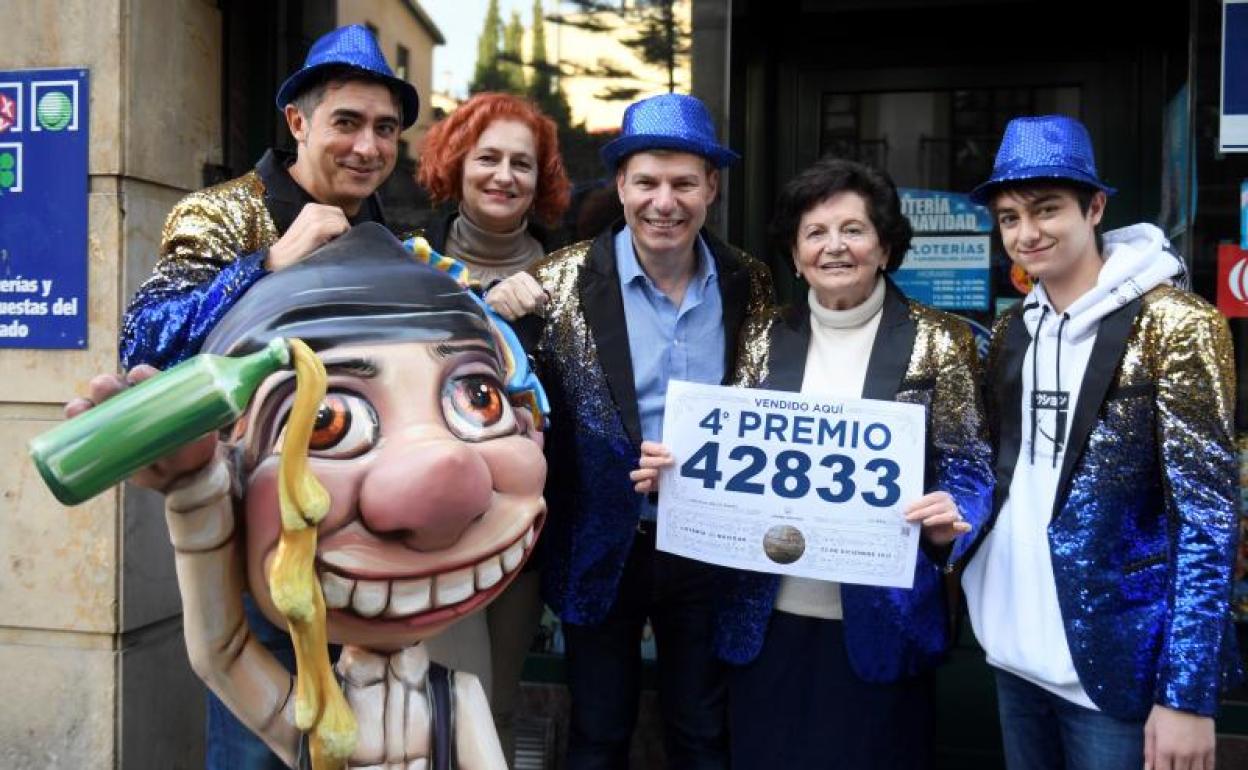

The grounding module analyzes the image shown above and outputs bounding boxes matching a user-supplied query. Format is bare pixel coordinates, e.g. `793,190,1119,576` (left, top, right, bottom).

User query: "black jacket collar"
992,296,1144,519
254,149,386,235
761,277,916,400
579,221,754,447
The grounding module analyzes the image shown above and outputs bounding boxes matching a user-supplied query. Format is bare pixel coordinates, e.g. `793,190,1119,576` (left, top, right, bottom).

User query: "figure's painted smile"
316,519,539,621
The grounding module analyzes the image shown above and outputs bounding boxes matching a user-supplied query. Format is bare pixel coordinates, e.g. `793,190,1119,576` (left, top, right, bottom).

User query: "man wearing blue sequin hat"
492,92,773,767
119,24,418,373
111,24,418,769
960,115,1241,769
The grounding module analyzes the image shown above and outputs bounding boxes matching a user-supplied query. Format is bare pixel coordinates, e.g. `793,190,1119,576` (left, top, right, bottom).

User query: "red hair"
419,93,571,226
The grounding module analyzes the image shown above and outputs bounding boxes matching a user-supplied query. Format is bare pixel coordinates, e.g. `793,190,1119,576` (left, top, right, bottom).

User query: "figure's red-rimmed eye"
310,394,353,450
441,374,516,441
275,391,378,459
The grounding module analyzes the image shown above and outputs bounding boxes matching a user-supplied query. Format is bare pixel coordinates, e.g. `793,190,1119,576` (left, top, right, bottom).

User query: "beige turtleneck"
445,204,547,285
774,276,886,620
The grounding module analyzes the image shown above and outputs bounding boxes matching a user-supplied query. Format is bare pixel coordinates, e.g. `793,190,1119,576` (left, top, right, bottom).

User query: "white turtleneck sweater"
774,277,886,619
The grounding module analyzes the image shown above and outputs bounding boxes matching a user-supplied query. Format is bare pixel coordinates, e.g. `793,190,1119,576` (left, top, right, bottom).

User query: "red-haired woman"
417,91,570,287
416,91,569,765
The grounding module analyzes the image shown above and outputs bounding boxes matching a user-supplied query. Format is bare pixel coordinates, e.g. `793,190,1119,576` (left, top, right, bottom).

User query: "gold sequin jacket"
714,280,994,682
971,285,1242,718
119,150,386,369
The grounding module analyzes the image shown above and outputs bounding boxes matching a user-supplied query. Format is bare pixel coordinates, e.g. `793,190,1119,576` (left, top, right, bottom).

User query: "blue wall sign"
894,189,991,311
0,68,89,349
1223,0,1248,152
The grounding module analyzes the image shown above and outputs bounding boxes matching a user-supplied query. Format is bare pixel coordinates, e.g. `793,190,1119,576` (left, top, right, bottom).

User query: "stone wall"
0,0,222,766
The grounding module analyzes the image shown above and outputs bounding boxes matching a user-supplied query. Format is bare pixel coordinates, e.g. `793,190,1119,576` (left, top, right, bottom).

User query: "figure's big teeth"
318,524,536,619
434,567,475,607
386,577,432,617
353,580,389,618
476,556,503,590
501,540,525,573
321,572,354,610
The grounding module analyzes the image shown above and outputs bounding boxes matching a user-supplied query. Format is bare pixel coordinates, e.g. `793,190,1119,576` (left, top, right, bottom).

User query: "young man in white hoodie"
960,115,1242,770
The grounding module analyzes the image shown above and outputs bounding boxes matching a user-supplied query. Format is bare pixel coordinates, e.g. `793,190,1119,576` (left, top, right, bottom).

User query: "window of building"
818,86,1081,190
396,44,410,81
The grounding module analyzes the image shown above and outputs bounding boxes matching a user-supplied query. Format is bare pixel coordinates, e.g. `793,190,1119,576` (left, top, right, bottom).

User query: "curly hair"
418,92,571,226
770,158,913,273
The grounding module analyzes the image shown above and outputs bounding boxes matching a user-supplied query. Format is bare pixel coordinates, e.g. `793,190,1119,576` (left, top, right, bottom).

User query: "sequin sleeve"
982,310,1016,448
1148,292,1239,715
743,252,775,314
918,306,994,566
729,308,777,389
119,172,278,370
729,254,778,389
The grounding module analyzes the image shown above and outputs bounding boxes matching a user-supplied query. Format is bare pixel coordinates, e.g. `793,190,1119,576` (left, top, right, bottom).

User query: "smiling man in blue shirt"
614,196,726,527
491,93,772,768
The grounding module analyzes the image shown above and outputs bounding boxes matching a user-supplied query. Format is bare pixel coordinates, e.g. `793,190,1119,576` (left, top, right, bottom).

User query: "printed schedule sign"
0,68,88,348
657,380,925,589
892,235,991,310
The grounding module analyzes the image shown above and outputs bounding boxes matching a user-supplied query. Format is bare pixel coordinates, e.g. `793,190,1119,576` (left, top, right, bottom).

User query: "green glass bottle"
29,338,291,506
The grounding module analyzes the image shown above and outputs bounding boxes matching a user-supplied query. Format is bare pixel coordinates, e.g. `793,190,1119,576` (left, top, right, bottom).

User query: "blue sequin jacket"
534,224,774,625
119,150,386,369
713,280,994,683
969,286,1242,718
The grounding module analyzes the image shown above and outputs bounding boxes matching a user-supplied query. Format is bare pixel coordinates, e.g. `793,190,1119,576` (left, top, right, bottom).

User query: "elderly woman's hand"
629,441,674,494
904,491,971,546
485,272,549,321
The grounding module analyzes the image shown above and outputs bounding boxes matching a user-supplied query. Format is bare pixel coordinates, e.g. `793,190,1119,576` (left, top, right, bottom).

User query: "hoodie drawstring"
1028,304,1047,466
1027,302,1072,467
1051,313,1070,468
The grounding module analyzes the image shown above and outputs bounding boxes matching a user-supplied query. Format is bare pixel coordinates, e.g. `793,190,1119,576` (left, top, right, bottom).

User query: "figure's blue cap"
276,24,419,129
970,115,1115,204
600,93,740,171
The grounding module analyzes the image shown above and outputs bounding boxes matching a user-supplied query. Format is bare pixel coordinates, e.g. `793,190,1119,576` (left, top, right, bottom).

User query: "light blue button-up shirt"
615,227,725,520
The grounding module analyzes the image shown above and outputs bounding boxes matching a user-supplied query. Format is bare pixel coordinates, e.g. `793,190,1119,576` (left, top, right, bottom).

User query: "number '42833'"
678,440,902,508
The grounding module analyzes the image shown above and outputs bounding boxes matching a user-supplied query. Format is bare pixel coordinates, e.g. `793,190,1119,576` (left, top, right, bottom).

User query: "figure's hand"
1144,704,1215,770
904,491,971,546
65,365,218,491
629,441,673,494
265,203,350,270
485,272,549,321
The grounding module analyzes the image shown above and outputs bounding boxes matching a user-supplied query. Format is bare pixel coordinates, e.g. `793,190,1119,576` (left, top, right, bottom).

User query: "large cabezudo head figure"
203,222,547,651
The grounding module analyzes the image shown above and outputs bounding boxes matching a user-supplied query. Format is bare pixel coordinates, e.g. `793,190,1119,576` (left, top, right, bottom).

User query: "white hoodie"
962,224,1184,708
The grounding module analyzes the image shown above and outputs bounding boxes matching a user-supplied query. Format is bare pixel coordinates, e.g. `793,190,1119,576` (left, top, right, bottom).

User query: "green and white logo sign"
36,91,73,131
0,149,17,192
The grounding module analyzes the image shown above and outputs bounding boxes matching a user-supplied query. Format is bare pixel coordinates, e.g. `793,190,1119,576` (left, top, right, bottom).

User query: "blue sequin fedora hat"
276,24,420,129
600,93,740,170
970,115,1115,204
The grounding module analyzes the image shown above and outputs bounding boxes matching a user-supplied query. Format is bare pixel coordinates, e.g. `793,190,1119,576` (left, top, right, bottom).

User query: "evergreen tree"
501,11,528,93
624,0,686,93
548,0,690,102
470,0,508,94
529,0,572,125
